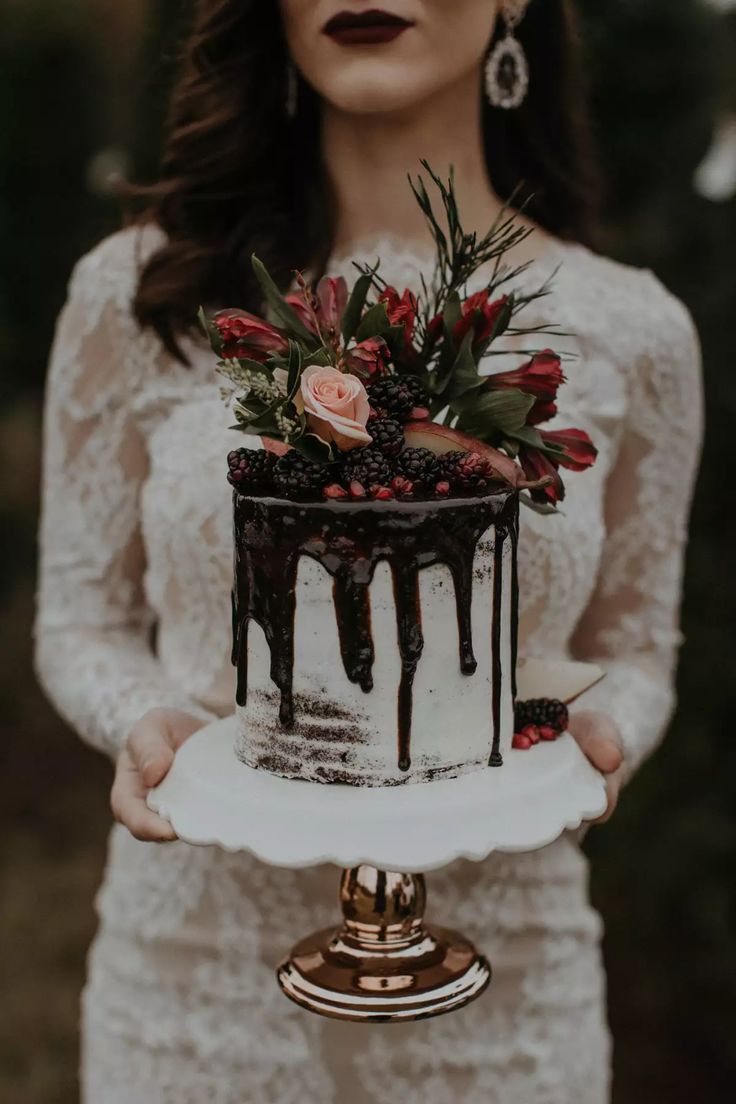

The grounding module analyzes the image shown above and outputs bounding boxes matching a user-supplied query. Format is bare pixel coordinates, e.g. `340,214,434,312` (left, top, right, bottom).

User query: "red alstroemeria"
317,275,348,333
285,275,348,338
284,291,318,335
379,286,418,344
212,309,289,361
519,446,565,505
344,337,390,379
539,428,597,471
486,350,565,401
527,400,558,426
455,291,508,346
485,350,565,426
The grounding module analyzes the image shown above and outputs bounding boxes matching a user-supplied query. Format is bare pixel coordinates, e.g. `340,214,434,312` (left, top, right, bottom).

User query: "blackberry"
343,447,394,489
226,447,276,494
514,698,569,734
440,450,499,494
367,375,429,422
273,451,329,500
366,414,404,458
395,447,441,489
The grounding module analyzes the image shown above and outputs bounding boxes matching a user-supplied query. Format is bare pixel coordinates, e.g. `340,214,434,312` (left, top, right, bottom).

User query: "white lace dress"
35,224,702,1104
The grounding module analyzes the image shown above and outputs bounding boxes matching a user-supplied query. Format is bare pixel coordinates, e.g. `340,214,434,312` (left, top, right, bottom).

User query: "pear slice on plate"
515,658,605,704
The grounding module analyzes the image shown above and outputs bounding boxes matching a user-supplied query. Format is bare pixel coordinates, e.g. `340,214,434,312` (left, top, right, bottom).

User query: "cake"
231,488,520,786
200,167,598,789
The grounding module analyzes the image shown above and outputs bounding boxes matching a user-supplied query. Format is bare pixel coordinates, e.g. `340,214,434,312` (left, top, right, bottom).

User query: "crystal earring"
286,62,298,119
485,3,529,110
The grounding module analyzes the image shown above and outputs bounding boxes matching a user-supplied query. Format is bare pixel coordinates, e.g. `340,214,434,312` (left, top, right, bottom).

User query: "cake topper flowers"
201,162,597,510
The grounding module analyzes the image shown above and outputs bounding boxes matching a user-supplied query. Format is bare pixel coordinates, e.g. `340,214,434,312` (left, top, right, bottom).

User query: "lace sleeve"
34,237,215,760
571,274,704,779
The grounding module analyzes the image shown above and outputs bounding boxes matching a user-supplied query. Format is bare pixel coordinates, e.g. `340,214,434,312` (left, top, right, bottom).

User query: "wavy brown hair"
130,0,598,362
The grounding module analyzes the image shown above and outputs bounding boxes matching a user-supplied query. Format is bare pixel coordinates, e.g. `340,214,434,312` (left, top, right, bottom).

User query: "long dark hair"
130,0,598,362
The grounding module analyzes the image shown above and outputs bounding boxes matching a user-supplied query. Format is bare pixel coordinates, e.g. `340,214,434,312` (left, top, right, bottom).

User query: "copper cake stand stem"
276,864,491,1023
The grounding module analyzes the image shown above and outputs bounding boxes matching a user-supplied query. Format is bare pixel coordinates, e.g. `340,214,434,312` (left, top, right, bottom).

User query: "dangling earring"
485,2,530,110
286,62,298,119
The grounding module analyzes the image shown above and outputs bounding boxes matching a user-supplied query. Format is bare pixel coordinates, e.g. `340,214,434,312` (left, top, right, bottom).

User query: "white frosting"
235,533,515,786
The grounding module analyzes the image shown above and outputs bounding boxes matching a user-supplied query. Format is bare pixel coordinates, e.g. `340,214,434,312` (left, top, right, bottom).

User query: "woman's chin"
316,69,440,118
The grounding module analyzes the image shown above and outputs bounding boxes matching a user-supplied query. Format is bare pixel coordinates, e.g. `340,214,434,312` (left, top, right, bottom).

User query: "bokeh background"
1,0,735,1100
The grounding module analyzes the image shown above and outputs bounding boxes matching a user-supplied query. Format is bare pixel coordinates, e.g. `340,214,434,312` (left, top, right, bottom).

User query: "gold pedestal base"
276,865,491,1023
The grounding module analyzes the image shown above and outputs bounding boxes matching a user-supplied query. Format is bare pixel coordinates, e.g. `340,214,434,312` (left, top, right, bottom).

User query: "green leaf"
454,389,535,435
198,306,223,355
508,423,568,457
507,424,544,450
292,430,334,464
286,340,303,399
520,492,560,516
251,255,316,343
305,346,334,368
341,272,374,343
442,290,463,335
355,301,390,342
443,335,485,401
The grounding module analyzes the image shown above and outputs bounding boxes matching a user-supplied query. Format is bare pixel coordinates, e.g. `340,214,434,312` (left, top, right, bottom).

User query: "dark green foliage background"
1,1,733,1100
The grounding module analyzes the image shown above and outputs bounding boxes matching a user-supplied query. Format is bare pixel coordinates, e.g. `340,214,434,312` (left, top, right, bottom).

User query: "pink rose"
298,365,372,451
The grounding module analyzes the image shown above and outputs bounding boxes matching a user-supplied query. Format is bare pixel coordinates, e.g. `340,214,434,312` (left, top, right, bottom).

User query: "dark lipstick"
324,9,414,46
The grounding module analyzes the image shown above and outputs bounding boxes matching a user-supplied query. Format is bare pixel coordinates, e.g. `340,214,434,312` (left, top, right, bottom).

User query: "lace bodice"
35,223,703,778
34,224,702,1104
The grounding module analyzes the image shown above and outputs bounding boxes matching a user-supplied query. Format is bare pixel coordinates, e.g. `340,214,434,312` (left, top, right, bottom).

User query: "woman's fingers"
127,708,204,787
128,719,176,789
111,748,177,842
568,710,624,774
568,709,626,825
112,710,207,842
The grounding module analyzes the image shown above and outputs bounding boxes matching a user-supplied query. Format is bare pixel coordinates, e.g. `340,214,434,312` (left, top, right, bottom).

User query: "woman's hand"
568,709,625,824
111,708,207,842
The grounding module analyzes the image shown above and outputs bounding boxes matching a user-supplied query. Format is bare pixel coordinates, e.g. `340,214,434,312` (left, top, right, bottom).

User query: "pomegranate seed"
538,725,558,741
349,480,367,499
521,724,540,744
324,483,348,500
512,732,533,750
410,405,430,421
371,485,394,501
436,480,450,496
391,476,414,497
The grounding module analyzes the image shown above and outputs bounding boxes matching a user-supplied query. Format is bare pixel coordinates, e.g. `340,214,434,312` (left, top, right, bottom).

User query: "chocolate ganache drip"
232,491,519,773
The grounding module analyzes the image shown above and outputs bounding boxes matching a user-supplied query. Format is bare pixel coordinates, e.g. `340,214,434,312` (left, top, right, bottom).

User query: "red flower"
527,400,557,426
519,446,565,505
344,337,390,379
285,275,348,337
486,350,565,426
379,286,418,343
455,291,508,346
212,309,289,361
284,291,318,335
539,428,597,471
317,275,348,332
486,350,565,401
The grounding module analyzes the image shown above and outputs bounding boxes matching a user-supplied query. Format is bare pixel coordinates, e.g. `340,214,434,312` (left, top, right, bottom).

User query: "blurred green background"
1,1,734,1101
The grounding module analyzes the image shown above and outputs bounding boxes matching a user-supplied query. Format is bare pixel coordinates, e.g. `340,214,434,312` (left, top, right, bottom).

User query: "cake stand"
148,659,607,1023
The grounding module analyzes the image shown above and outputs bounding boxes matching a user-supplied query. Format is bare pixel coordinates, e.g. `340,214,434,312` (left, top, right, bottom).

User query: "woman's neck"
322,71,505,255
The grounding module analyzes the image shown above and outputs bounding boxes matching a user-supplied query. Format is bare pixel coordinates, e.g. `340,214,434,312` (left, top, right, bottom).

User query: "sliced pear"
404,422,526,487
515,658,605,704
261,437,291,457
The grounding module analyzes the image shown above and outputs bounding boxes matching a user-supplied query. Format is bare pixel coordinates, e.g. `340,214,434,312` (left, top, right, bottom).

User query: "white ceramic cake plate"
147,660,606,1023
148,716,606,873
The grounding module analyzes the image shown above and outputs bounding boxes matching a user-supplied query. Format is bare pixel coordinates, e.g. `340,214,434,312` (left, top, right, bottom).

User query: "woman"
35,1,702,1100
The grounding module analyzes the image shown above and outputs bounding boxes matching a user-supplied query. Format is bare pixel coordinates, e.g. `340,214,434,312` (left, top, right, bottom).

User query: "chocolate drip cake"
231,489,520,787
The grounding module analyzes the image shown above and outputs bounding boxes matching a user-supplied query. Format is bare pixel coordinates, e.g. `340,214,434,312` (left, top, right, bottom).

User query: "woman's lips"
323,9,414,46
